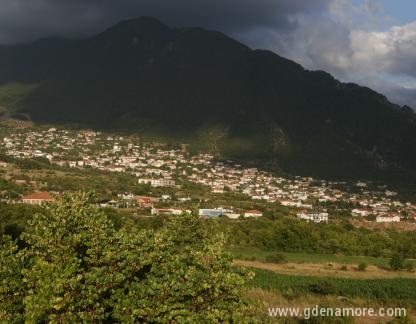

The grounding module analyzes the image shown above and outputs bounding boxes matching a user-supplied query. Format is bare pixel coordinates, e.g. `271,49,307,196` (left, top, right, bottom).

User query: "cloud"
254,0,416,108
0,0,330,44
350,22,416,78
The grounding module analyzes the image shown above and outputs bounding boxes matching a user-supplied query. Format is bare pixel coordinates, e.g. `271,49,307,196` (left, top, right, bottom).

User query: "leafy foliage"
0,193,254,322
0,236,25,323
226,217,416,259
390,252,406,271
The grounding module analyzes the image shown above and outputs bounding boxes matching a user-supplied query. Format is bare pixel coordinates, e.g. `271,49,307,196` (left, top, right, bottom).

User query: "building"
351,209,370,217
151,208,190,216
280,201,313,209
376,214,400,223
134,196,157,208
297,212,328,223
225,213,241,220
138,178,176,187
22,192,53,205
51,160,67,167
244,210,263,218
118,192,134,200
199,208,233,217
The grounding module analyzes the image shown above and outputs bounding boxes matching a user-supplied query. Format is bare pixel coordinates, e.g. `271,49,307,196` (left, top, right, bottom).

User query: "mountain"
0,17,415,184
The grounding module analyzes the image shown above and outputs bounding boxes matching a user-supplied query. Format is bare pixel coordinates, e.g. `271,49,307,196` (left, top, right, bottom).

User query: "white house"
151,208,189,216
199,208,233,217
138,178,176,187
376,215,400,223
244,210,263,218
351,209,370,217
297,212,328,223
225,213,241,220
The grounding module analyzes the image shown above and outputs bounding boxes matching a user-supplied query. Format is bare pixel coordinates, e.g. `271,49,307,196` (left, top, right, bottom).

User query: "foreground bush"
0,192,255,322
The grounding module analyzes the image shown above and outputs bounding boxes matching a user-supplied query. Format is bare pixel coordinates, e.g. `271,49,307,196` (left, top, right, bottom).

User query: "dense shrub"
0,193,255,322
310,280,336,295
264,253,288,264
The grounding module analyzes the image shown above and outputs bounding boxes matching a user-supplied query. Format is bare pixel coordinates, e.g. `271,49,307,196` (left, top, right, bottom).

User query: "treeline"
223,217,416,259
0,152,51,170
2,199,416,261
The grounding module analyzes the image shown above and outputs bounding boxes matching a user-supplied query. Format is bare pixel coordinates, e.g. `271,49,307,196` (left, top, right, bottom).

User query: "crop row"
247,269,416,301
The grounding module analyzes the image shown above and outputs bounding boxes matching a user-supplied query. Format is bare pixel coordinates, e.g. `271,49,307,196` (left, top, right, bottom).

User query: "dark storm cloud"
0,0,330,44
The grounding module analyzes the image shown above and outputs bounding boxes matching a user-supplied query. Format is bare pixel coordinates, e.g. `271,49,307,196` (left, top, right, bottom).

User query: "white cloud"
350,22,416,77
254,0,416,108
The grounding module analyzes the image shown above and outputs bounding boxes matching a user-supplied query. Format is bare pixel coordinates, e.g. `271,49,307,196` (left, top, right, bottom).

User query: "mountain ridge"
0,17,415,184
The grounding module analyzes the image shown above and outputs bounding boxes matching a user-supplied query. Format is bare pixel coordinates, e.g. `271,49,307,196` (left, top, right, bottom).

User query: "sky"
0,0,415,108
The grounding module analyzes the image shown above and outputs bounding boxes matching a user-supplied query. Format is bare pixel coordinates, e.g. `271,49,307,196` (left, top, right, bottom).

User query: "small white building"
244,210,263,218
138,178,176,187
297,212,328,223
351,209,370,217
151,208,189,216
225,213,241,220
376,215,400,223
199,208,233,217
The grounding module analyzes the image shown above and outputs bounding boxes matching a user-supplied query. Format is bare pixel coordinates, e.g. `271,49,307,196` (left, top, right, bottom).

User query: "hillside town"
2,127,416,223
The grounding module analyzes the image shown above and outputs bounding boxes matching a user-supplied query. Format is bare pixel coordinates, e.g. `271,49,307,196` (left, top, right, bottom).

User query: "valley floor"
234,251,416,323
235,259,416,280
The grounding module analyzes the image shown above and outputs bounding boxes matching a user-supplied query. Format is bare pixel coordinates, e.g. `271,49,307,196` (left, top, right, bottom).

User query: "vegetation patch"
247,268,416,301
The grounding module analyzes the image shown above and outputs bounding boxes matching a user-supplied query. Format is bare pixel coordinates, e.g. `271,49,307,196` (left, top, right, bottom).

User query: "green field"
228,247,390,267
247,268,416,302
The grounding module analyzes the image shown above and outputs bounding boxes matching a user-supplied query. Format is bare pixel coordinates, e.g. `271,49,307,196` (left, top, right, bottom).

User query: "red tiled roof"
22,192,53,200
134,196,155,202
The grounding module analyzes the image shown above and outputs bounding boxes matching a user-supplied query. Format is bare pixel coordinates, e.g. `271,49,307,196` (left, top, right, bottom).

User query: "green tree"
390,252,405,271
0,236,25,323
1,192,254,322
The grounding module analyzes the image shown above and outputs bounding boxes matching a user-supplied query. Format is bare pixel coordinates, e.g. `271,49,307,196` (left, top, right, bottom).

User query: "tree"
0,236,25,323
111,210,255,322
390,252,405,271
0,192,254,322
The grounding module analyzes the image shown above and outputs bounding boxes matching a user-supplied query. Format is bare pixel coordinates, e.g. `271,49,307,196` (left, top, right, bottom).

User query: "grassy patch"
0,82,39,111
228,247,389,267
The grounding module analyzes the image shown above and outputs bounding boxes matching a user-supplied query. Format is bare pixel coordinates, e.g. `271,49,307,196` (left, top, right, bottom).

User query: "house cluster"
351,198,416,222
3,127,415,223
